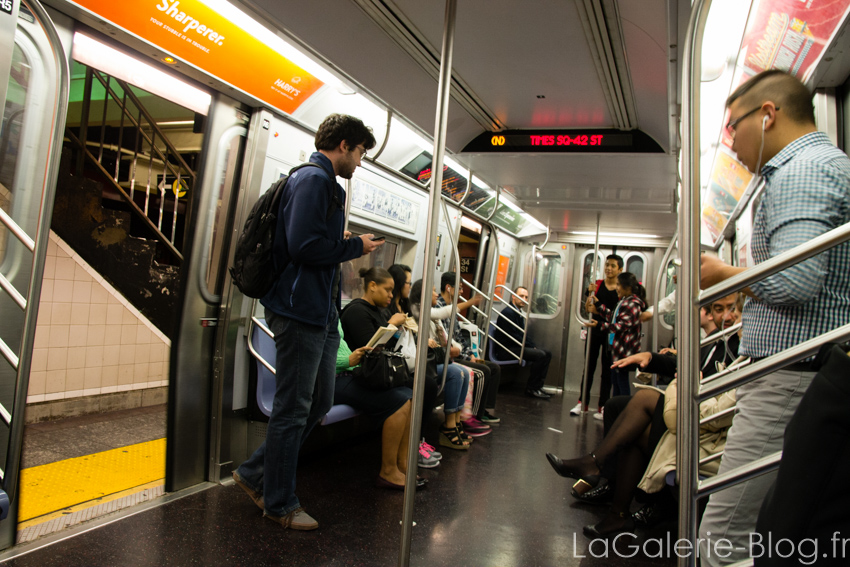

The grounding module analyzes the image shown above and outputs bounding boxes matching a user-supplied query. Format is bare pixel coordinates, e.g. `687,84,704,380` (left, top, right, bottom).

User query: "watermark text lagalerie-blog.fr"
575,532,850,565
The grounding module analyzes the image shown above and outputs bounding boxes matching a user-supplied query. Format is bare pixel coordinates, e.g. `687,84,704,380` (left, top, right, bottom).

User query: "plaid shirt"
596,294,646,361
435,295,475,360
742,132,850,359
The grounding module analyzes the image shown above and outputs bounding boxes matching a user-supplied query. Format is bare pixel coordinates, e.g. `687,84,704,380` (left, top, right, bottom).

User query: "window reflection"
531,253,561,315
579,252,603,319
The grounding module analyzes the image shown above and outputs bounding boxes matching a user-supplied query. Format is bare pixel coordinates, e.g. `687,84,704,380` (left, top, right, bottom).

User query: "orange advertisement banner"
494,255,510,299
71,0,324,114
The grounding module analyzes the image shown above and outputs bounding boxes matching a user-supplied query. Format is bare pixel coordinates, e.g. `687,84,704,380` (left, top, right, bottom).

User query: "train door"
170,94,248,490
522,244,570,391
0,0,70,547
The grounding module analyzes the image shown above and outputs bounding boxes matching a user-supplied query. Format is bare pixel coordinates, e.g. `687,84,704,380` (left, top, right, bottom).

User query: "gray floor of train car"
22,405,167,468
6,390,677,566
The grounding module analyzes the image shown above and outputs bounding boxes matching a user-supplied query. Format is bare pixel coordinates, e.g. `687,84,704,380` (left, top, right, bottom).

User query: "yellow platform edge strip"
17,479,165,530
18,438,166,522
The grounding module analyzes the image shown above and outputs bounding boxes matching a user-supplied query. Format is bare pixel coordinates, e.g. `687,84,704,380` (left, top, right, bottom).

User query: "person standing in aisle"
232,114,382,530
699,70,850,565
570,254,623,419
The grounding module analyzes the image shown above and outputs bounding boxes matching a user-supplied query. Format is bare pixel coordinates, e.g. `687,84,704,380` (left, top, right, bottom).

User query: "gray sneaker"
232,471,264,510
265,507,319,531
418,447,441,469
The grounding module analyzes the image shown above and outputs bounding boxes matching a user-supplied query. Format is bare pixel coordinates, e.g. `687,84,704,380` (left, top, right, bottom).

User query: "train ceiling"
240,0,689,236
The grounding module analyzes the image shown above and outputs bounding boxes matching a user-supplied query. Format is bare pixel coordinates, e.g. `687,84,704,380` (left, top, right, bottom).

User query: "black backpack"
229,162,339,298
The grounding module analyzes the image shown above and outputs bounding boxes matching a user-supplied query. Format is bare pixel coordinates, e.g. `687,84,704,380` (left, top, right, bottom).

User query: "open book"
366,324,398,348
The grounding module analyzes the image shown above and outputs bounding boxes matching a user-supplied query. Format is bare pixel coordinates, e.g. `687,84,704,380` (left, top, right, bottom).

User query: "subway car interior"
0,0,848,565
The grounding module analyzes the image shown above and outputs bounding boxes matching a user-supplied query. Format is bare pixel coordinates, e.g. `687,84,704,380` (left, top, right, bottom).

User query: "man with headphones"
699,70,850,565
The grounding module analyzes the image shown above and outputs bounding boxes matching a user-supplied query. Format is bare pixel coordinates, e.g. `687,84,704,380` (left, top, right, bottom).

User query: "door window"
577,251,604,319
624,252,647,283
340,232,397,301
530,252,562,316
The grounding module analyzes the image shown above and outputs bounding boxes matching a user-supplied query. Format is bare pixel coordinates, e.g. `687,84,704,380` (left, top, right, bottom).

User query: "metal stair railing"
68,66,197,258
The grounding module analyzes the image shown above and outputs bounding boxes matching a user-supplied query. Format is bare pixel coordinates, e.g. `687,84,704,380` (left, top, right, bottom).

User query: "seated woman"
385,264,442,459
547,380,736,537
410,279,474,450
338,267,433,488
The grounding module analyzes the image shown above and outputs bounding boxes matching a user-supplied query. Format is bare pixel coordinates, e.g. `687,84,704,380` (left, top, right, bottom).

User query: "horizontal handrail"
699,451,724,466
0,402,10,427
699,405,736,425
699,356,750,385
697,450,781,498
0,208,35,252
700,322,742,346
700,221,850,306
66,129,184,261
699,321,850,401
0,336,19,370
247,337,276,375
0,273,26,310
251,317,273,338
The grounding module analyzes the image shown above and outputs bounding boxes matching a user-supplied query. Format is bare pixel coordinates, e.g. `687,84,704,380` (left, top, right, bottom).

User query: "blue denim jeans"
610,366,631,397
236,309,338,517
439,363,469,413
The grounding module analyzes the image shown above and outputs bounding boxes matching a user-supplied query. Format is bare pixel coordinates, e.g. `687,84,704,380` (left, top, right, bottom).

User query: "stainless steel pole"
399,0,457,564
677,1,712,565
578,212,601,410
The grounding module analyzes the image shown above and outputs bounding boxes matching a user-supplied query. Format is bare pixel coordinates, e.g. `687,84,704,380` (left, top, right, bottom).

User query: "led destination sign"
461,129,663,153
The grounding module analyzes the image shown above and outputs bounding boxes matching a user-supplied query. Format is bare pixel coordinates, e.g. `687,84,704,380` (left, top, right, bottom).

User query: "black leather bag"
353,347,411,391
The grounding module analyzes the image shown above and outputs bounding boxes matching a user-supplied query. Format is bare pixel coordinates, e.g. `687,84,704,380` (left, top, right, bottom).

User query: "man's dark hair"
726,70,815,125
607,254,624,270
514,285,528,294
440,272,457,293
315,114,377,152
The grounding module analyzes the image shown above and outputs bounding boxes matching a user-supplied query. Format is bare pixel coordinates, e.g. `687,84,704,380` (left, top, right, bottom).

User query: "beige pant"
698,368,815,566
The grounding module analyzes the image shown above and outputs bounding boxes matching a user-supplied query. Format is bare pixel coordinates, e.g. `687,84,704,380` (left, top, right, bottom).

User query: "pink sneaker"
420,439,442,460
460,417,491,437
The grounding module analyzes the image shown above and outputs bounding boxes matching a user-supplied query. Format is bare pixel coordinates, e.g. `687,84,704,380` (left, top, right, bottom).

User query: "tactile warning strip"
18,438,166,522
16,482,165,544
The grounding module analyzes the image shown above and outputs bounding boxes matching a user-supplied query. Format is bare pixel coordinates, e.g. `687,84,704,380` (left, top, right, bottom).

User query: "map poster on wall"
350,177,420,234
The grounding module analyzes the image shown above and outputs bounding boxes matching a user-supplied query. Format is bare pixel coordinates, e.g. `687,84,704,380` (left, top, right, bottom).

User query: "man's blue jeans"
236,309,338,517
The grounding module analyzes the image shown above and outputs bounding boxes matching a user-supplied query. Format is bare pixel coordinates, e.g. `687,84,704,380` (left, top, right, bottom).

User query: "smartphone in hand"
371,236,386,241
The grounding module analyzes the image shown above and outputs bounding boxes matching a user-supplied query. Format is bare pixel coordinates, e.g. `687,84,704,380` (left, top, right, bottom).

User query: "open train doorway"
15,32,210,543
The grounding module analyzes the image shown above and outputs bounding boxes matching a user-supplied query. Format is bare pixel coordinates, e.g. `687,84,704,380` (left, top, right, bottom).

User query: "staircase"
52,65,200,339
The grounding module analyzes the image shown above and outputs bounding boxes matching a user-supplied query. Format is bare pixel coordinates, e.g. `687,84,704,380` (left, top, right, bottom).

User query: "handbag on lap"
353,346,410,391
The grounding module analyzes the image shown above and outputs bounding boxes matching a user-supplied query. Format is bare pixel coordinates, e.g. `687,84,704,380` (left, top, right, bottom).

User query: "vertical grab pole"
438,174,473,395
399,0,457,564
479,186,503,355
677,1,712,565
578,213,601,409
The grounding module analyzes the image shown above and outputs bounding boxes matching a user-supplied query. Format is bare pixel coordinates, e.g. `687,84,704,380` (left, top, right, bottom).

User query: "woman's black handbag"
353,347,411,391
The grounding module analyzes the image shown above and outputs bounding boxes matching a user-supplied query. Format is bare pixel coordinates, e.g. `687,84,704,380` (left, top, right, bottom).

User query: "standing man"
233,114,382,530
570,254,623,418
492,286,552,399
699,71,850,564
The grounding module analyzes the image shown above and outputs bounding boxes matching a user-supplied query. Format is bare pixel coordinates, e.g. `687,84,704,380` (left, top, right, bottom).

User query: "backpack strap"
287,162,342,221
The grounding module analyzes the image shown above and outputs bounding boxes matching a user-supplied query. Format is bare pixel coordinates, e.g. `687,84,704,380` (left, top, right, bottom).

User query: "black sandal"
439,425,470,450
545,452,602,494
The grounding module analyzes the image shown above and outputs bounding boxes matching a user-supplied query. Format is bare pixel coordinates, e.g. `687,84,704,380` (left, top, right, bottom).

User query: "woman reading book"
338,267,435,488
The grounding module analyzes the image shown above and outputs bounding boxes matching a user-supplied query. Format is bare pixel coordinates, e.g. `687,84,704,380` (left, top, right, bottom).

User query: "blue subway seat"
251,319,360,426
487,324,526,367
0,489,8,520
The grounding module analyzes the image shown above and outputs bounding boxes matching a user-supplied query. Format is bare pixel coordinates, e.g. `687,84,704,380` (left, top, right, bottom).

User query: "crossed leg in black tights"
546,388,663,535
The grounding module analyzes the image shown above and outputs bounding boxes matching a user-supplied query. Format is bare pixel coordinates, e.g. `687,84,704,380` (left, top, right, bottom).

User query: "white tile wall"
27,232,171,404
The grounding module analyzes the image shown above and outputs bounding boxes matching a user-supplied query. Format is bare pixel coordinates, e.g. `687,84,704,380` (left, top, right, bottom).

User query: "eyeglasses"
725,105,780,138
355,145,368,158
